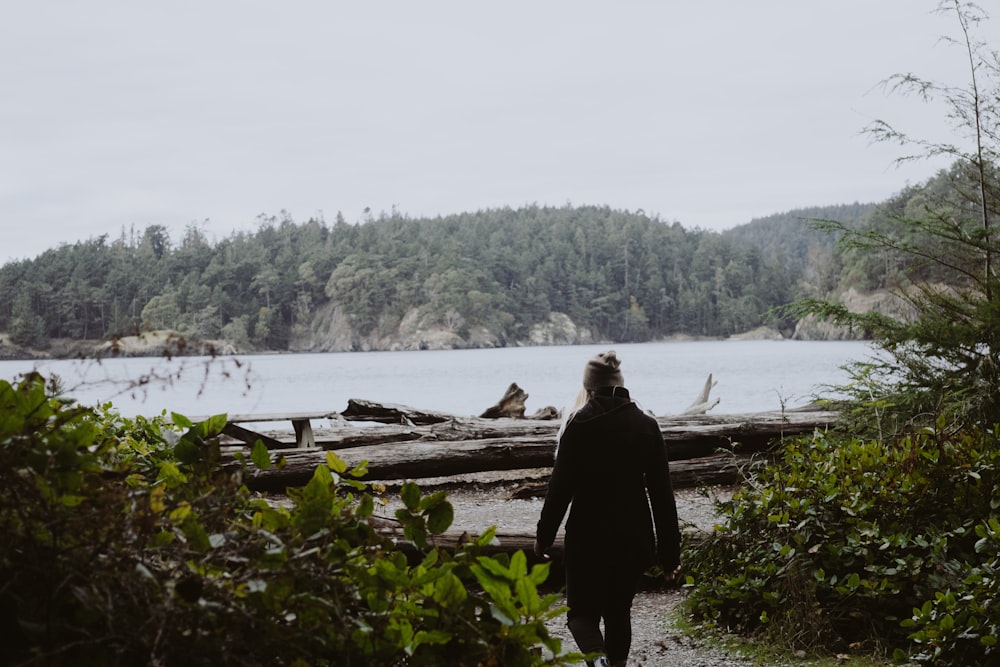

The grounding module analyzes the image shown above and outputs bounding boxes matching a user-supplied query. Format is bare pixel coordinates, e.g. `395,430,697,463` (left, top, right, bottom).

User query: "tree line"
0,202,876,352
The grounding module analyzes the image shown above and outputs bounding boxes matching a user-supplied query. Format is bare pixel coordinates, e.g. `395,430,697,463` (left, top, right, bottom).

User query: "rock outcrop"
792,287,916,341
289,305,592,352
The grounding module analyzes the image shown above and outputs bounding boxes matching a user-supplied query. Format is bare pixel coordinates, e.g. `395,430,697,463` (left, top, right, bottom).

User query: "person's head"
582,350,625,392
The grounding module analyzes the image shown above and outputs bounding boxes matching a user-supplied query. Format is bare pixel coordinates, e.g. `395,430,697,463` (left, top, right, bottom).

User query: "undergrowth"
0,372,579,666
682,424,1000,666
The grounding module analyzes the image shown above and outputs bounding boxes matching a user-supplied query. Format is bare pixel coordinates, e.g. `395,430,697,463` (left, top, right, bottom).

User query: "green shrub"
0,373,576,666
683,425,1000,663
901,515,1000,665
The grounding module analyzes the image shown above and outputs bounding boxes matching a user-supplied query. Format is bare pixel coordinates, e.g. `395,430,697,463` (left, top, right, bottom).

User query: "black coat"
535,387,681,572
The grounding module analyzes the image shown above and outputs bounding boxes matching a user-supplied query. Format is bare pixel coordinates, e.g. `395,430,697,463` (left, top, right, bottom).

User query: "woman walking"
535,350,681,667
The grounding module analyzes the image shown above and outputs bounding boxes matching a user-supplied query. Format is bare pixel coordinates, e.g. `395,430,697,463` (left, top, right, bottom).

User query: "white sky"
0,1,984,264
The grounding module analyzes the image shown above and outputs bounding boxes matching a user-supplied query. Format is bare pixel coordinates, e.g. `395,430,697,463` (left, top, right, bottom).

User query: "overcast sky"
0,1,984,264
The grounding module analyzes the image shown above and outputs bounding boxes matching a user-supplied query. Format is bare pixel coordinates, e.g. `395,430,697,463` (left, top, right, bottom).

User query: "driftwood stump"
678,374,720,415
479,383,559,420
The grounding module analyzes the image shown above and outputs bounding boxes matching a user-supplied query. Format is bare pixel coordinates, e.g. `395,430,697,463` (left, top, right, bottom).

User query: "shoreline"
0,325,825,362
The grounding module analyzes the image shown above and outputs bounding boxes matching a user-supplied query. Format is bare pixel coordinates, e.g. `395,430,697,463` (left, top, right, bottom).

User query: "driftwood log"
340,373,720,425
507,453,770,500
680,373,721,415
238,410,833,456
239,408,835,493
340,399,457,425
478,382,560,420
373,518,708,571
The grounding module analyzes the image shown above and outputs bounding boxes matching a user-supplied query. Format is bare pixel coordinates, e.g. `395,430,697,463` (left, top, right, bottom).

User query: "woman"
534,350,681,667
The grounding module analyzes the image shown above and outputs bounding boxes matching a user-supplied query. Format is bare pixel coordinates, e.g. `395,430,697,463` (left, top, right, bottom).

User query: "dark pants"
564,536,643,664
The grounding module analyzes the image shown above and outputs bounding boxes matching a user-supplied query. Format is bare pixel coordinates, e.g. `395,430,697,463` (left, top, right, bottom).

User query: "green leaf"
433,572,467,607
426,501,454,534
204,413,228,436
182,519,212,552
419,490,448,511
414,629,451,649
475,526,498,547
171,412,193,429
326,451,348,474
475,556,512,581
311,464,334,487
509,550,528,579
357,492,374,518
173,439,201,465
514,577,538,614
471,564,511,602
251,440,271,470
528,562,551,587
401,481,421,510
396,511,428,548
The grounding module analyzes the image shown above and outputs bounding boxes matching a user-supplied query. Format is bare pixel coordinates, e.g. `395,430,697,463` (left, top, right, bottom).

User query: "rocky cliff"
792,287,917,340
289,305,596,353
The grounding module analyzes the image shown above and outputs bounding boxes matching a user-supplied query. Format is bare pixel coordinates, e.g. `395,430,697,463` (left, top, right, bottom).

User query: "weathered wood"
197,411,340,449
375,520,707,568
679,373,720,415
656,411,838,459
238,410,836,453
340,399,456,425
478,382,560,420
238,413,816,492
236,410,836,492
243,437,559,493
479,382,529,418
507,453,767,499
221,422,285,449
198,410,340,423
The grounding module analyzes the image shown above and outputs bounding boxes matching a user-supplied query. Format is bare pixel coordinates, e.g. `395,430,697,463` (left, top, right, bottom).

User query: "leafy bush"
902,512,1000,665
0,373,576,666
682,425,1000,664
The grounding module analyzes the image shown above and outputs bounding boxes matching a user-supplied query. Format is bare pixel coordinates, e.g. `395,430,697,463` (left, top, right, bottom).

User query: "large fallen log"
244,444,771,494
244,437,557,492
655,410,837,459
243,410,837,459
240,411,835,492
507,453,768,499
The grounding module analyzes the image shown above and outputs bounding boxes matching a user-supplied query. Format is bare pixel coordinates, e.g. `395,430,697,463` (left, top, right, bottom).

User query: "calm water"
1,341,875,421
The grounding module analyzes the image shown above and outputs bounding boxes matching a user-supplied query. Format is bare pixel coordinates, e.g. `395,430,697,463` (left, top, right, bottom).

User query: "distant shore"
0,326,804,363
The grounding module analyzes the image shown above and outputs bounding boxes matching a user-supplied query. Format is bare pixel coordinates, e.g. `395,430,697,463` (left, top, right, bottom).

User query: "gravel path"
450,485,763,666
380,478,774,666
548,589,762,667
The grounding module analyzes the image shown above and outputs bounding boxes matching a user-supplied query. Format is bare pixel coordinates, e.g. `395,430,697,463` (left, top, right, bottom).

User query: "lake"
0,340,876,422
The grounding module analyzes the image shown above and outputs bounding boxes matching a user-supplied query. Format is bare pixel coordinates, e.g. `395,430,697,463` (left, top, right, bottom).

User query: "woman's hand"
533,539,549,559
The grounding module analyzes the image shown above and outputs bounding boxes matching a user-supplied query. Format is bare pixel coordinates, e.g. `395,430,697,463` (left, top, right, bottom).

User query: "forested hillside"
0,201,878,355
723,202,875,295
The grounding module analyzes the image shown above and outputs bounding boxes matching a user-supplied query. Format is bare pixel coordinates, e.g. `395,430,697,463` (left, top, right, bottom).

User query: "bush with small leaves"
683,424,1000,664
0,373,578,666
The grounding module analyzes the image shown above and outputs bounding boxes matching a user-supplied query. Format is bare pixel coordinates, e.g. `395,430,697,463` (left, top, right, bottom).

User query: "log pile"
238,405,835,493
